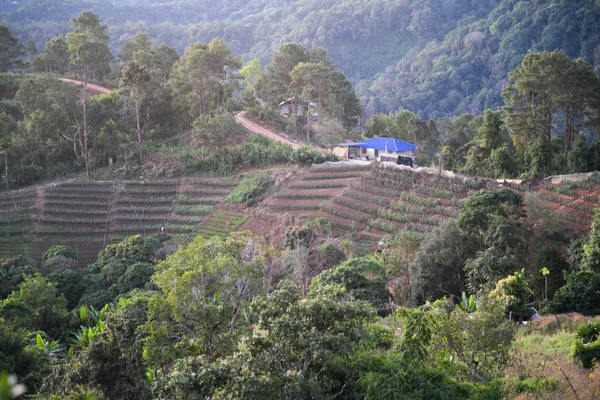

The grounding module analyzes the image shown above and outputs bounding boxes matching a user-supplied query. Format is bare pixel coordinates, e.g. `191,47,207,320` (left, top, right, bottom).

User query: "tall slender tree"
120,61,150,164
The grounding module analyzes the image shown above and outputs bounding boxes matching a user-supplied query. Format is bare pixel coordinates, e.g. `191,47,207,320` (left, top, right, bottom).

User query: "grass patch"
225,172,272,204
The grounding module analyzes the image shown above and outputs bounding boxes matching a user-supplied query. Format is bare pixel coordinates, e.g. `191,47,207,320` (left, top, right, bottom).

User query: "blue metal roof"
342,137,416,152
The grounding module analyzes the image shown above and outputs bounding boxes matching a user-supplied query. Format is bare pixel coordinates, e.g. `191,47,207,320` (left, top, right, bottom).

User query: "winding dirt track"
236,111,329,155
59,78,328,154
235,111,301,148
58,77,112,94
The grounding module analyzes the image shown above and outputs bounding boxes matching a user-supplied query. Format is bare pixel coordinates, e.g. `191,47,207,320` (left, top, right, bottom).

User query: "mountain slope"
1,0,598,118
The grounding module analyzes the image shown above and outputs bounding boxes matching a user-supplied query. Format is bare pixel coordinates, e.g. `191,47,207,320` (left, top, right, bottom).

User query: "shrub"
573,338,600,368
42,245,78,262
577,321,600,343
552,270,600,315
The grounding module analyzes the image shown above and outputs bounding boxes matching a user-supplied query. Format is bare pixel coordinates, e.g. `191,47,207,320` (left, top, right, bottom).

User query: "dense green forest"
2,0,599,118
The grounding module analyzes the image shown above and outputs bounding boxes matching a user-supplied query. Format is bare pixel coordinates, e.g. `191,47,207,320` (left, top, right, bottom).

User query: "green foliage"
431,296,516,383
42,245,77,262
576,321,600,343
489,269,534,318
0,26,23,72
573,337,600,369
457,189,522,237
309,258,390,313
144,233,271,366
224,172,272,204
1,273,68,337
409,221,475,305
552,270,600,315
0,325,47,394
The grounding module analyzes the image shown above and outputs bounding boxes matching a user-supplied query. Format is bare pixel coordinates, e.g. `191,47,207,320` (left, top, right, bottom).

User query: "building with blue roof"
338,137,416,163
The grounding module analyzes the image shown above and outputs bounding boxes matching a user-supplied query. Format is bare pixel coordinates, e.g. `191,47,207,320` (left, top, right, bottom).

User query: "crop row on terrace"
47,184,114,193
114,224,195,233
269,203,322,211
116,198,175,205
332,197,379,216
45,199,109,208
288,182,347,190
400,192,441,207
115,207,171,214
121,180,178,187
183,189,231,196
44,192,112,201
390,200,425,214
367,219,396,233
116,215,200,224
539,193,595,213
343,189,390,207
195,211,248,239
120,189,178,196
377,209,412,223
310,164,372,172
300,171,366,181
323,205,370,224
178,197,219,205
351,182,401,198
175,205,213,215
0,213,30,224
274,192,331,200
39,217,107,225
186,179,238,186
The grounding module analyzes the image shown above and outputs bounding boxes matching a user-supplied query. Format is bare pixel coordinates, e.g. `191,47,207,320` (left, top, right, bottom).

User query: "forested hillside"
2,0,599,118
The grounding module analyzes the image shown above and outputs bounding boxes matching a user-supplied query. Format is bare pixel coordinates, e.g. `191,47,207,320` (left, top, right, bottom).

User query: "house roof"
278,96,317,108
340,137,416,152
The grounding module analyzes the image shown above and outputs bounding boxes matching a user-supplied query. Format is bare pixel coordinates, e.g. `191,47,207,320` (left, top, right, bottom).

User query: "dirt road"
58,77,112,94
235,111,329,155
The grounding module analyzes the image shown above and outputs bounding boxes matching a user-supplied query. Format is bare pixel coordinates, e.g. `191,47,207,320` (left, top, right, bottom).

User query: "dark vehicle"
380,155,413,168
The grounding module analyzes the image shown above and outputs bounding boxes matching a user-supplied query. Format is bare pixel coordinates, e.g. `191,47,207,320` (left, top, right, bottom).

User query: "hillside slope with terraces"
1,164,599,264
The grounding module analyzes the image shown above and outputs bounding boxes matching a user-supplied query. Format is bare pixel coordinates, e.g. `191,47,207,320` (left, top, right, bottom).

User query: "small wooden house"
339,137,416,162
279,96,317,119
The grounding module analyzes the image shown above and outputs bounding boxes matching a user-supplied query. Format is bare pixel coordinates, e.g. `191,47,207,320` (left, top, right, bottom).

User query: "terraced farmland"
0,178,242,264
2,164,600,264
263,164,600,246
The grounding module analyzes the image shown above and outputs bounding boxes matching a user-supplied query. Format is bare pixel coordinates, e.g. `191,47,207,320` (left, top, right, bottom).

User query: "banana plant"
35,334,65,359
0,265,15,281
73,304,110,326
459,292,476,313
